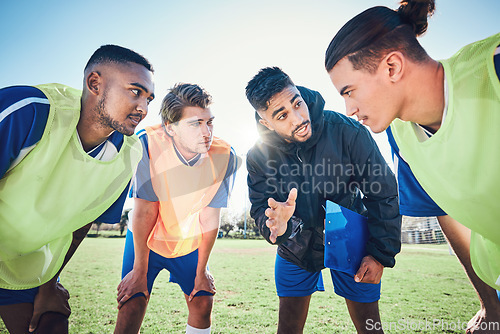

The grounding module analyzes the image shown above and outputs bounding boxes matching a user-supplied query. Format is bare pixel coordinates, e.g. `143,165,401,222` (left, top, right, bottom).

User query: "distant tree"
120,209,131,236
219,222,234,237
219,209,238,237
236,211,259,237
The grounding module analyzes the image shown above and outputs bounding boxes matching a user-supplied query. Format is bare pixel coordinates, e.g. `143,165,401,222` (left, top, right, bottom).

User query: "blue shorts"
0,286,39,306
121,230,213,299
275,254,381,303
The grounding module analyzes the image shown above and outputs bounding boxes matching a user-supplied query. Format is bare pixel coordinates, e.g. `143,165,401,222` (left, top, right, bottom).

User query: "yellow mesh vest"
0,83,142,289
145,124,230,258
391,33,500,289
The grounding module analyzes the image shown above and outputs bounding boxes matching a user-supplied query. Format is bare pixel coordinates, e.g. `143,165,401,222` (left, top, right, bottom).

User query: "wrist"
132,265,148,275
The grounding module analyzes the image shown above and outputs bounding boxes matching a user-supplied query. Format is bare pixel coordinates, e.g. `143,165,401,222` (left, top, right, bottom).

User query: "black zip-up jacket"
246,86,401,272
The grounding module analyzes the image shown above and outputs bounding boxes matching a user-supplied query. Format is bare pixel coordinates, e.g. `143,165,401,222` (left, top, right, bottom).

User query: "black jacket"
246,86,401,272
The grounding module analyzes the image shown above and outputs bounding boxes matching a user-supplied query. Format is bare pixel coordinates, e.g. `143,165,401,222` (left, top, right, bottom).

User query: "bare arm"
116,198,158,308
187,206,221,301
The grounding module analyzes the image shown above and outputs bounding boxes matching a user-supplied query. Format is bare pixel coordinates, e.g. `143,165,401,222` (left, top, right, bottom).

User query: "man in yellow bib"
114,83,238,334
325,0,500,332
0,45,155,333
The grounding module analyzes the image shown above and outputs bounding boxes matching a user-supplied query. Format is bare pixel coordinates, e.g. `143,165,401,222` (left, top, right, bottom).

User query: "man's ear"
85,71,101,96
258,117,274,131
383,51,405,83
165,123,176,136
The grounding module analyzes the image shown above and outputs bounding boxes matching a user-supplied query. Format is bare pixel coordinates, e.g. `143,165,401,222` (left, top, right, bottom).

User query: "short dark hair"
84,44,154,73
245,67,295,111
160,83,212,124
325,0,435,73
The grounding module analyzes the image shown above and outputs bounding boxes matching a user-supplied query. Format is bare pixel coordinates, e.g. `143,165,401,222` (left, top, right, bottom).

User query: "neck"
401,60,445,132
172,140,198,162
77,100,114,152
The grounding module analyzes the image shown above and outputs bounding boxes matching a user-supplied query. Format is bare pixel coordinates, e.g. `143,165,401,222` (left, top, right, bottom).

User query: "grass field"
1,238,480,333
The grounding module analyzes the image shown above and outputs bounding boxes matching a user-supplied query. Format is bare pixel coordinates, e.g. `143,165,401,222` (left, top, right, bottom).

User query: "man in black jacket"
245,67,401,334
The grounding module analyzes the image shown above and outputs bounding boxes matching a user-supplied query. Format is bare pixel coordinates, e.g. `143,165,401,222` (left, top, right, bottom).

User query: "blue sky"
1,0,498,211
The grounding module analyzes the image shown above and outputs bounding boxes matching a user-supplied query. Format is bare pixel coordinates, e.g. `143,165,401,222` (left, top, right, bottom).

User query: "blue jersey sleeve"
386,127,446,217
96,183,130,223
0,86,49,178
208,147,240,208
129,129,158,201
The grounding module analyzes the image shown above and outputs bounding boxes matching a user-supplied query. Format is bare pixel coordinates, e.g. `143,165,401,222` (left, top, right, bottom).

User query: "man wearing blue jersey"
114,83,238,334
0,45,154,334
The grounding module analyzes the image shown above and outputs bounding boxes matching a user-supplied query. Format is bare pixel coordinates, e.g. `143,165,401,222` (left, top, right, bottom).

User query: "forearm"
364,196,401,267
131,198,159,273
196,228,218,274
197,207,221,273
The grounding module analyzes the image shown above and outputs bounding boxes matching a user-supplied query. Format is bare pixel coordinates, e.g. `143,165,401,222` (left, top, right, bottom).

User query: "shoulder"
0,86,52,175
0,85,48,107
321,110,369,141
322,110,362,130
226,147,240,175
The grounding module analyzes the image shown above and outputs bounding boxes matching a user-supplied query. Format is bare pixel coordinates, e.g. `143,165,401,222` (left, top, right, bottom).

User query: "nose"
137,99,149,117
291,109,305,127
345,100,357,117
201,123,211,137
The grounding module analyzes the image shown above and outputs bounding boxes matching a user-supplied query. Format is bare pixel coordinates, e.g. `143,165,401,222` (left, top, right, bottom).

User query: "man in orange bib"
114,83,238,334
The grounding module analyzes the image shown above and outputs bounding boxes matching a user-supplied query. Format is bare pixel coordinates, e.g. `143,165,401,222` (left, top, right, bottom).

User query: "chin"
294,131,312,142
119,128,135,136
367,123,389,134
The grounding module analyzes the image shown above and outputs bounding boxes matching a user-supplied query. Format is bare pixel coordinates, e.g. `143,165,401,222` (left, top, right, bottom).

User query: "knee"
190,296,213,318
121,295,148,314
37,311,69,334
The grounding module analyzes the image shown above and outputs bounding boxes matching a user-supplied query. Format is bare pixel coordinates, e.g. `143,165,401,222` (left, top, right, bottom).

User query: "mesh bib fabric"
391,33,500,289
145,124,230,258
0,84,142,289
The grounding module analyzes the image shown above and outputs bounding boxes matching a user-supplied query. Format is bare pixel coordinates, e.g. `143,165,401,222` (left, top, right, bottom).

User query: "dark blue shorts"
275,254,381,303
0,286,39,306
121,229,213,299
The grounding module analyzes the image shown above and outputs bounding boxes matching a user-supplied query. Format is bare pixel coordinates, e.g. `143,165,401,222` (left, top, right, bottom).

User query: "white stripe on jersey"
0,97,49,123
6,144,36,173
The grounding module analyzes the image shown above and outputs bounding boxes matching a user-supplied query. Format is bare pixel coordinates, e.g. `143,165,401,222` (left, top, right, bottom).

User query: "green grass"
1,239,479,333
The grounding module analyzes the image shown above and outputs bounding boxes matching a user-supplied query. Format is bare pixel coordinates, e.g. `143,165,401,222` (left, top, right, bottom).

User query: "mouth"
357,116,367,125
128,115,142,126
294,122,310,137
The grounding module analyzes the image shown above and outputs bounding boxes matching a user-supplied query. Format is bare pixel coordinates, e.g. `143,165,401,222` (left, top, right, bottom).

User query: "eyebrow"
271,94,300,119
339,85,351,96
131,82,155,99
187,116,215,124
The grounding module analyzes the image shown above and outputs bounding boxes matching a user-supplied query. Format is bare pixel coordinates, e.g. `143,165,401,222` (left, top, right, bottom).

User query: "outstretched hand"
354,255,384,284
29,281,71,333
265,188,298,243
116,269,149,309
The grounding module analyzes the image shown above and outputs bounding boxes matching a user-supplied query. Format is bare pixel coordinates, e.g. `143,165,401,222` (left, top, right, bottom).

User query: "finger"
265,207,277,219
117,294,131,309
188,289,199,302
268,197,278,209
28,312,41,333
354,265,367,283
265,218,276,228
287,188,298,206
269,228,277,243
